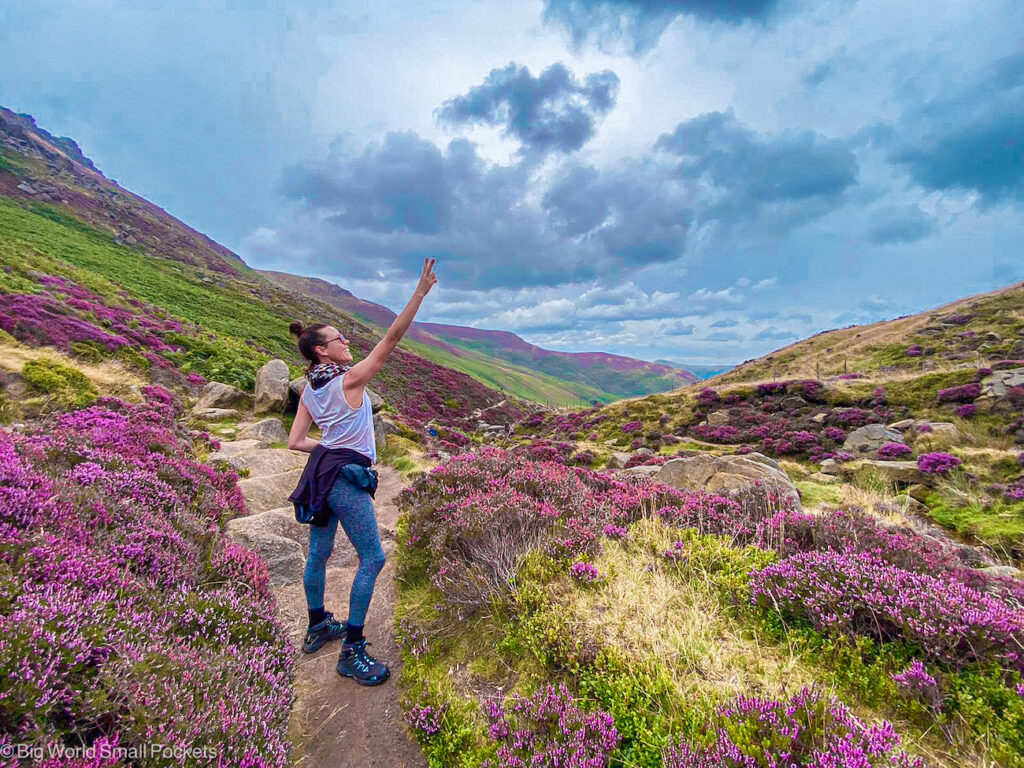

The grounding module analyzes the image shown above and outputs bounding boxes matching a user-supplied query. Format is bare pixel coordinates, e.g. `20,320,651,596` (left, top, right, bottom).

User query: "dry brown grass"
0,341,146,399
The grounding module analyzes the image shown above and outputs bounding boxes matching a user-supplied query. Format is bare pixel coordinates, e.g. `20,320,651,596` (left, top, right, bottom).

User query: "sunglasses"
319,334,347,346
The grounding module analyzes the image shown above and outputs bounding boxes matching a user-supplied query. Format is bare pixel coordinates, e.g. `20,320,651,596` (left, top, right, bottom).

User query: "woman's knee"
362,548,386,575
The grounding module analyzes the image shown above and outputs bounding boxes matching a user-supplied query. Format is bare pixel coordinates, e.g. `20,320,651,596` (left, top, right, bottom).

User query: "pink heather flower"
955,403,977,418
904,345,923,357
570,561,601,583
891,660,937,692
917,452,962,475
602,524,628,539
877,442,912,460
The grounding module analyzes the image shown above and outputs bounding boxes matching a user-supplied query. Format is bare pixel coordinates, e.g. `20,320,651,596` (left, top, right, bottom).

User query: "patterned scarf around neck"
308,362,349,391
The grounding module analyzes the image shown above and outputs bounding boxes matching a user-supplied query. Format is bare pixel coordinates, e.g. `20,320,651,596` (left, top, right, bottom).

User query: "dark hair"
289,321,330,368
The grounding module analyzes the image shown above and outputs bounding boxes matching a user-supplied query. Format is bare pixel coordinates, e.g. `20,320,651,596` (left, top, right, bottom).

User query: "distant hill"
655,359,732,380
262,270,698,405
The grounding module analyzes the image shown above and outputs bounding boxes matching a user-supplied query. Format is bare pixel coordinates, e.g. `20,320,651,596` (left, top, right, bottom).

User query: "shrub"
664,686,920,768
904,345,923,357
937,383,980,404
622,420,643,434
750,550,1024,673
21,358,98,408
955,403,977,418
484,685,620,768
877,442,912,460
917,452,962,475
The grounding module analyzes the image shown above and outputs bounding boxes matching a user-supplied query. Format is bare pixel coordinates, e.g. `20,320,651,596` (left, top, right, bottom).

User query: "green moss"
921,491,1024,557
22,358,98,408
69,340,111,364
794,479,843,507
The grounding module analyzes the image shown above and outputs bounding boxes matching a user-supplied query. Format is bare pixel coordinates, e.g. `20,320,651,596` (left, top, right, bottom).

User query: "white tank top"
301,374,377,462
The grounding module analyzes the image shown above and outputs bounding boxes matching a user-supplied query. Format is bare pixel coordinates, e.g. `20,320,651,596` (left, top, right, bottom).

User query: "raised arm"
344,258,437,398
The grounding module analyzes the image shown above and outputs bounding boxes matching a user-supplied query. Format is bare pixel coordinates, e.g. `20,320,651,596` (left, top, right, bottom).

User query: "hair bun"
289,320,304,337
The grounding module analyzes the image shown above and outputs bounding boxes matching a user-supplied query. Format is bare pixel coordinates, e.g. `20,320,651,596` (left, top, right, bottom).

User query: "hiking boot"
336,639,390,686
302,613,346,653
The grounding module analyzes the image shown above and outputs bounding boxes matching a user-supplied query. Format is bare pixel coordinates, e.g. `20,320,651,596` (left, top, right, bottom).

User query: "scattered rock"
843,424,904,454
838,459,922,485
781,396,807,409
917,422,958,439
254,359,291,413
655,452,801,510
226,529,305,586
605,451,633,470
977,369,1024,413
191,407,240,421
811,413,828,424
632,448,655,459
980,564,1024,582
809,472,839,484
619,465,661,478
984,332,1002,342
237,418,289,445
706,411,730,427
289,376,307,396
819,458,841,476
194,381,250,411
888,418,916,430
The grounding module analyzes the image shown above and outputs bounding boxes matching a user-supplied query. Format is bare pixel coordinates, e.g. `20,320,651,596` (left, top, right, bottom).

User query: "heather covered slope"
0,108,527,431
263,269,696,406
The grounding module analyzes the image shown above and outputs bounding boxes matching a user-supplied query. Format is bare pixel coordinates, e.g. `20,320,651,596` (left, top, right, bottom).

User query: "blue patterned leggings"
303,475,386,627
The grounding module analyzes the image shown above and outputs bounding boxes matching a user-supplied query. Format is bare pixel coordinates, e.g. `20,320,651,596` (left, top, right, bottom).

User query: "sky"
1,0,1022,367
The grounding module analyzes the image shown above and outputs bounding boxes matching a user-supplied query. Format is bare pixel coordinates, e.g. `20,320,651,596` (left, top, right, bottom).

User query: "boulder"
605,451,633,470
838,459,922,485
238,468,305,514
888,418,916,430
208,444,307,476
781,396,807,410
254,359,290,413
706,411,730,427
191,408,240,421
655,452,801,510
366,387,384,414
225,529,306,586
632,448,655,459
619,465,662,478
811,412,828,424
290,376,308,396
1011,339,1024,358
194,381,250,411
843,424,904,454
373,413,388,454
809,472,839,484
980,564,1024,586
237,418,289,445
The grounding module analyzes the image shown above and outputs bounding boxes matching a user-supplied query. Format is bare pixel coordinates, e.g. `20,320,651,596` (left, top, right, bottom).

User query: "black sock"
308,607,326,627
345,623,364,645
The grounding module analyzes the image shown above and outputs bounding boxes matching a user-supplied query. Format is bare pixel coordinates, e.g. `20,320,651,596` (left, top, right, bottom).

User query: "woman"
287,257,437,686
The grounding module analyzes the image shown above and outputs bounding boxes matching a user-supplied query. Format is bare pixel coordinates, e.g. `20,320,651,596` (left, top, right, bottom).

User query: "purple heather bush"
904,345,924,357
823,426,846,442
621,420,643,434
750,550,1024,673
917,452,963,475
0,389,293,764
937,383,981,404
955,403,977,418
756,382,788,396
697,388,721,407
569,561,602,583
484,685,620,768
877,442,913,460
664,686,920,768
891,660,939,698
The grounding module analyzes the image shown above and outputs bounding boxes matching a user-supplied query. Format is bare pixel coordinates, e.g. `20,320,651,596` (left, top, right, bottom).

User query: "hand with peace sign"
414,257,438,298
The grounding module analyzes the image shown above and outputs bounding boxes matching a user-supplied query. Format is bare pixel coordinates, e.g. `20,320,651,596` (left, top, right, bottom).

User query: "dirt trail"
273,466,426,768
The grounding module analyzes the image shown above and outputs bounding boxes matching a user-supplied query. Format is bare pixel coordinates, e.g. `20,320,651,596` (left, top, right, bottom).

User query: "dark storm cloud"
888,53,1024,204
437,62,619,155
542,0,784,55
656,111,858,225
868,205,937,245
280,132,453,234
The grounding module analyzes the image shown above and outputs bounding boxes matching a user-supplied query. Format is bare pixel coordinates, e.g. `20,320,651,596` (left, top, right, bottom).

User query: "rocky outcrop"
655,452,801,510
977,369,1024,413
194,381,250,411
238,468,305,514
706,411,729,426
191,407,240,421
366,387,384,414
605,451,633,470
373,413,387,455
238,418,289,445
254,360,290,414
843,424,903,454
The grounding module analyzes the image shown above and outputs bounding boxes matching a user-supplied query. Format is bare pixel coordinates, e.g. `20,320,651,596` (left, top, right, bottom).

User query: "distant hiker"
287,258,437,686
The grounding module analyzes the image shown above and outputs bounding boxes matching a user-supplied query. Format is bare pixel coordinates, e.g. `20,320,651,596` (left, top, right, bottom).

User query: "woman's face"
315,326,353,365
